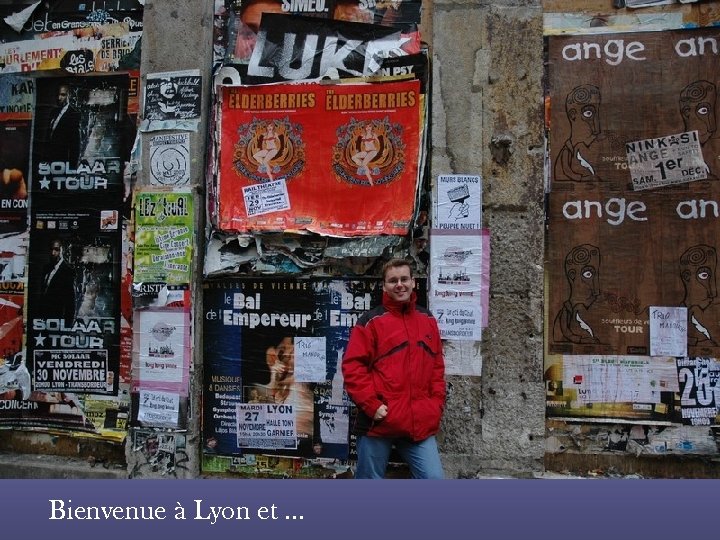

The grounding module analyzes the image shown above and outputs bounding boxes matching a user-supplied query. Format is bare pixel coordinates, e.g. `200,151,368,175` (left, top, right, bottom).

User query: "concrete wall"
128,0,548,479
430,1,545,477
127,0,215,478
0,0,551,479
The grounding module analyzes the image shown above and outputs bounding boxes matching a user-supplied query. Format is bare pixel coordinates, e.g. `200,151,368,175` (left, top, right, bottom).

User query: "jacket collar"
382,290,417,314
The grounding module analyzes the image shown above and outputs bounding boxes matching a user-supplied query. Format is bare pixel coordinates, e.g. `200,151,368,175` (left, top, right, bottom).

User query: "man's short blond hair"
382,258,412,281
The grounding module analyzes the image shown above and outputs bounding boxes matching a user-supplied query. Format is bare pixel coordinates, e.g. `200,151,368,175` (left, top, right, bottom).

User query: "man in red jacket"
342,259,445,479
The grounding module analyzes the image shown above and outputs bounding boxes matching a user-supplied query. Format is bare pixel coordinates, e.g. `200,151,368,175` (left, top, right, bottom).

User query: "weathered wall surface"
0,0,550,479
126,0,214,478
431,1,546,478
16,0,720,480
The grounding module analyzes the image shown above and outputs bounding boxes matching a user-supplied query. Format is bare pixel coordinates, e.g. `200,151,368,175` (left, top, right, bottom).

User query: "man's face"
57,86,69,106
159,80,177,100
565,245,600,307
266,336,295,398
383,265,415,303
689,264,717,309
240,0,284,33
50,241,62,264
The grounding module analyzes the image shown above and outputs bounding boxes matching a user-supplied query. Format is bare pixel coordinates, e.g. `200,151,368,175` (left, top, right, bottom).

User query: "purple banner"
1,479,718,539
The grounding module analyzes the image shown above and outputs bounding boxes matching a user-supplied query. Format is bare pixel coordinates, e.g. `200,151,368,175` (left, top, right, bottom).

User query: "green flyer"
134,190,194,286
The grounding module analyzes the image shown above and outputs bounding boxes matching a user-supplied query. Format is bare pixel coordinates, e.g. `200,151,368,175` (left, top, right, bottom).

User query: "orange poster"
217,79,421,236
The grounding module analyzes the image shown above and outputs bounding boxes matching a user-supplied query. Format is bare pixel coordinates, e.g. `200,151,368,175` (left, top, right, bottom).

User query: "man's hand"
373,404,388,421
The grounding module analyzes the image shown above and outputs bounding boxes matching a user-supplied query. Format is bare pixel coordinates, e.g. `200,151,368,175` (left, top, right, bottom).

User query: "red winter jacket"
342,291,445,442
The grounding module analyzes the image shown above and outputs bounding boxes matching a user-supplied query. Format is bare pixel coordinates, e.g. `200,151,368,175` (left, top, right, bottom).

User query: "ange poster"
217,79,422,236
547,184,720,358
547,27,720,190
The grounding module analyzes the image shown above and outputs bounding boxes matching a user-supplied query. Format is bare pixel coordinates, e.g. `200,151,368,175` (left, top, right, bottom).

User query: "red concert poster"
217,79,422,236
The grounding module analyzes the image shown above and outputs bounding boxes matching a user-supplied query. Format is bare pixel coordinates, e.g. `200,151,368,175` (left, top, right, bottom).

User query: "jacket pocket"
412,397,443,440
370,397,410,439
373,331,409,394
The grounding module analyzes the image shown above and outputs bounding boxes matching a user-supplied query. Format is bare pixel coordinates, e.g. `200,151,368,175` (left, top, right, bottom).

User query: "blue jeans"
355,435,444,479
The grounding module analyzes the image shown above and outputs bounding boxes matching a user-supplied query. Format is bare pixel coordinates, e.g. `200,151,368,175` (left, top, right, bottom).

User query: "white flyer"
237,403,297,450
626,131,707,190
138,390,180,425
242,179,291,217
294,336,326,382
650,306,688,357
149,133,190,186
435,174,482,230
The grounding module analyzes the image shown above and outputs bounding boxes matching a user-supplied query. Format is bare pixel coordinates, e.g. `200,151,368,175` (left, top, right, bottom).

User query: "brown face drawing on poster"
554,85,602,182
680,244,718,347
680,80,717,146
553,244,602,344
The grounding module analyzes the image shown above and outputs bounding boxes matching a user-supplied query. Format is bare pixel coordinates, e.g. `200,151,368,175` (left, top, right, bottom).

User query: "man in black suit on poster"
45,84,81,166
40,239,76,324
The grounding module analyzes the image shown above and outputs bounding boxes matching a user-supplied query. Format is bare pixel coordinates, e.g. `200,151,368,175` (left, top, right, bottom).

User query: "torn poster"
76,390,130,442
0,239,24,377
0,391,98,435
0,125,32,234
224,0,421,65
0,73,34,117
443,343,482,377
0,2,143,74
240,13,419,84
544,354,680,422
132,429,186,476
563,355,671,404
3,2,42,34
